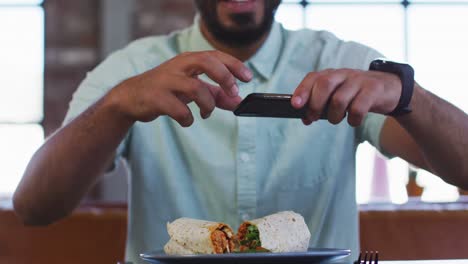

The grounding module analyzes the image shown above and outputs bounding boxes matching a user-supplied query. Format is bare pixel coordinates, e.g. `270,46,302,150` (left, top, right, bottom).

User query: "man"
13,0,468,263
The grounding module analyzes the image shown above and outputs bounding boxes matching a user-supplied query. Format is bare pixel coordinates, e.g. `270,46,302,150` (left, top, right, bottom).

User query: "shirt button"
241,213,250,221
240,153,250,162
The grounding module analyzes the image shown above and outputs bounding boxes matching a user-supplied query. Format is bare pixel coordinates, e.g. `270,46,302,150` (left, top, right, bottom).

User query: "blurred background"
1,0,468,205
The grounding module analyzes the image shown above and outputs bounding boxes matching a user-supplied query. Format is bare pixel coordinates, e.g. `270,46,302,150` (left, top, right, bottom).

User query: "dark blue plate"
140,248,351,264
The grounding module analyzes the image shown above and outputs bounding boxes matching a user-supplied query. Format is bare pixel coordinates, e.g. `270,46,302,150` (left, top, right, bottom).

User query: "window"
0,1,44,197
275,0,468,204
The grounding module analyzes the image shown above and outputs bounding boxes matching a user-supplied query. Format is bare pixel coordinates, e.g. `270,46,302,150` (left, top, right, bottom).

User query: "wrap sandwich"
237,211,311,253
164,218,235,255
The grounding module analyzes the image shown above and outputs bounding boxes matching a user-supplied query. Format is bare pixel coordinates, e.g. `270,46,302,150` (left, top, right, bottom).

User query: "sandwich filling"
210,226,234,253
236,224,270,252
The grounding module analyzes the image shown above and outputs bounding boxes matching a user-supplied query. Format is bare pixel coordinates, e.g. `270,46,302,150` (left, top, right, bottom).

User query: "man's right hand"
109,50,253,127
12,50,252,225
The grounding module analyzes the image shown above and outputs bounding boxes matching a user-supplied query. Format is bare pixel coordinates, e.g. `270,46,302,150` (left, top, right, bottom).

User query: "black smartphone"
234,93,329,119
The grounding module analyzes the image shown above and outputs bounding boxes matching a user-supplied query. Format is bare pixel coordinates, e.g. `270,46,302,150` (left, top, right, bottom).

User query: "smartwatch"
369,59,415,116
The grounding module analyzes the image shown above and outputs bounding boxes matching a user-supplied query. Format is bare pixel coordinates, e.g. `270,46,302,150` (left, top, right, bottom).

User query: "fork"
355,251,379,264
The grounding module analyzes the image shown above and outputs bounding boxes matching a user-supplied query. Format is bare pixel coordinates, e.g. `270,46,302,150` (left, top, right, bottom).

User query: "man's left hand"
292,69,403,126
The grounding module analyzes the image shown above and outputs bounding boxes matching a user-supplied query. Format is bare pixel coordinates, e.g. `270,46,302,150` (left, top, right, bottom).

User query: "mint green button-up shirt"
64,18,387,263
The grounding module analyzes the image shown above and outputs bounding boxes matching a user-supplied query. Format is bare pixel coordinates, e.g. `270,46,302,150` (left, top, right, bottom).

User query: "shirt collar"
247,21,283,80
187,15,283,80
187,14,215,52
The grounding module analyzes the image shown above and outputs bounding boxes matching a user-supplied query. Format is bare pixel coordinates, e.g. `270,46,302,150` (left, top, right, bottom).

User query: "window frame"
0,0,45,198
277,0,468,204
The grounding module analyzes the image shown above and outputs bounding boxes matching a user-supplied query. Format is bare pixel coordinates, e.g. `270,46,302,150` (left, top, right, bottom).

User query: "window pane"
305,5,405,61
0,124,44,196
275,4,305,30
0,0,42,5
387,158,410,204
408,5,468,113
311,0,401,3
0,7,44,123
356,142,375,204
411,0,468,2
356,144,409,204
407,5,467,202
284,0,401,2
418,170,459,202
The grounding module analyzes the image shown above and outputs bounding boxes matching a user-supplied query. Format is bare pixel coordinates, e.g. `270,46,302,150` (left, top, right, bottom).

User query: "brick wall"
43,0,100,135
44,0,196,136
43,0,196,201
133,0,196,39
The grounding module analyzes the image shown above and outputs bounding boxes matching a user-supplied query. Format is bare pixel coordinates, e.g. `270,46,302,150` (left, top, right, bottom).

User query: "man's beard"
194,0,281,48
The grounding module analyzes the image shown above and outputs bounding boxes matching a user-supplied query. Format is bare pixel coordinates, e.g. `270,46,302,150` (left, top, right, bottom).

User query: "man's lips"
219,0,257,13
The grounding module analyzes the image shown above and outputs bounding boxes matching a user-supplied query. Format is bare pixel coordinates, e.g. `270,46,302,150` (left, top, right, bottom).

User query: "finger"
172,77,216,119
327,77,361,124
292,71,322,109
292,69,337,109
347,87,378,127
206,83,242,111
190,54,238,97
160,94,194,127
302,118,313,126
307,69,347,121
210,50,253,82
188,78,216,119
185,51,252,97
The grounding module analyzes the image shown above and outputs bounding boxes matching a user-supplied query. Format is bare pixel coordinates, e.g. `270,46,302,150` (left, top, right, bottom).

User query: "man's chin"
214,31,266,48
227,12,257,28
221,26,258,34
195,0,279,47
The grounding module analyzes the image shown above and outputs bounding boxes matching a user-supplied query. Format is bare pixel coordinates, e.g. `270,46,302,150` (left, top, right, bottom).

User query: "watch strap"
369,59,415,116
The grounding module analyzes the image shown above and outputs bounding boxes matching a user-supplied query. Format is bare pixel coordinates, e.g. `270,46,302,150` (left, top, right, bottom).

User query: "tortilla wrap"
163,239,196,255
164,218,235,255
238,211,311,253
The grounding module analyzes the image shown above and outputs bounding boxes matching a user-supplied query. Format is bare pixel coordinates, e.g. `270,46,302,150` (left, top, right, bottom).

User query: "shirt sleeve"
356,113,394,158
63,49,138,162
354,46,394,158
